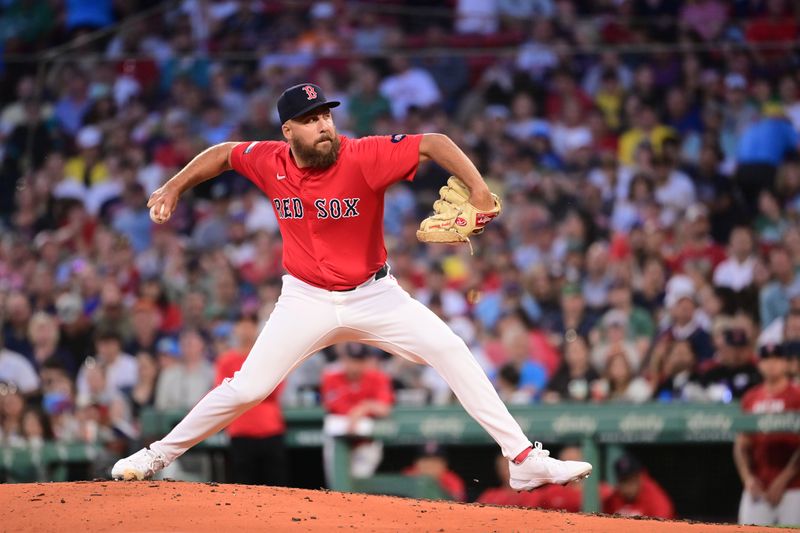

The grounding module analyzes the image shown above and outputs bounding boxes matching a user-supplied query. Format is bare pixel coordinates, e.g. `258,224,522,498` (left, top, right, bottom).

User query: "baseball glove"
416,176,502,253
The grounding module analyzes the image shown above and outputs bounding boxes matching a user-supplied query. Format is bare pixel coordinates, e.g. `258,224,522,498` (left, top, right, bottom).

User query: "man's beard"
290,134,340,168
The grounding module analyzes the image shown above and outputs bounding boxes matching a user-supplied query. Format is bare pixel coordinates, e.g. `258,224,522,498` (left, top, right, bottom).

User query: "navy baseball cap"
614,454,642,481
277,83,340,124
759,343,788,359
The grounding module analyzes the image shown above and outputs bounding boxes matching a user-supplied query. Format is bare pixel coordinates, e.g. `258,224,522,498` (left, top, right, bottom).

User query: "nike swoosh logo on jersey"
277,173,286,180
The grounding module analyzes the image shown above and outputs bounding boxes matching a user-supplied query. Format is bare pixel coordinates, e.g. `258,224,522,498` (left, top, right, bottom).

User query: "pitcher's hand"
148,183,180,224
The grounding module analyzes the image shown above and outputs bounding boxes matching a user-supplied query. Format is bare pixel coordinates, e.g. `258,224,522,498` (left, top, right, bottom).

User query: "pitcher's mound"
0,481,786,532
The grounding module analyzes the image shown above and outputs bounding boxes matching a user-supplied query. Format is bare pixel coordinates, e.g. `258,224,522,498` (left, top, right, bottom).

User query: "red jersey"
230,134,423,290
321,367,394,415
476,487,531,507
741,382,800,490
535,482,615,513
215,350,285,438
603,472,675,519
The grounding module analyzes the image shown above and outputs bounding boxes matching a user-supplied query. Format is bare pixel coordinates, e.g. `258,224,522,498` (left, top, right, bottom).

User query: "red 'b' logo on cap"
303,85,317,100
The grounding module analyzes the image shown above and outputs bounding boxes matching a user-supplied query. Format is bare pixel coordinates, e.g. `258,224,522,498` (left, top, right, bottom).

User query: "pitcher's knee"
225,376,272,405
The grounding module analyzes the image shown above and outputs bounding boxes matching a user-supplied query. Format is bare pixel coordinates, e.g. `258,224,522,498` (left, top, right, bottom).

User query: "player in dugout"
735,342,800,526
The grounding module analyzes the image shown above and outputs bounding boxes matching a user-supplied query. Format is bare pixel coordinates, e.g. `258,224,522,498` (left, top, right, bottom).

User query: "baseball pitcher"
112,83,592,490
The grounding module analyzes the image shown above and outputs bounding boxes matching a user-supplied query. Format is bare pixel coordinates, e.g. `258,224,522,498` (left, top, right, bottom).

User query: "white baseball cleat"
111,448,168,481
508,442,593,491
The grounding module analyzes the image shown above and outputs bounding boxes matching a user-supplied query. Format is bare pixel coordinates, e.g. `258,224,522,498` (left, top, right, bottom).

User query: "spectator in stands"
347,67,391,137
53,67,91,136
27,311,75,377
64,125,109,189
633,257,666,316
603,279,655,354
0,339,40,396
656,275,715,363
414,263,468,320
542,336,600,403
39,360,77,442
618,104,676,166
216,316,288,486
760,246,800,327
3,290,33,359
180,290,211,337
111,183,152,253
92,281,129,338
652,340,704,402
379,55,441,120
55,292,95,369
702,328,762,401
604,454,675,518
403,442,466,502
755,190,791,247
351,13,389,54
590,309,642,374
491,327,547,403
77,329,137,398
595,352,652,403
0,384,26,447
714,226,759,315
735,342,800,526
321,343,393,486
546,283,596,348
124,300,162,356
495,363,528,405
745,0,797,66
130,351,157,417
21,407,55,448
760,296,800,350
581,242,612,313
154,329,213,411
414,26,470,114
653,154,696,226
736,103,799,217
669,203,727,279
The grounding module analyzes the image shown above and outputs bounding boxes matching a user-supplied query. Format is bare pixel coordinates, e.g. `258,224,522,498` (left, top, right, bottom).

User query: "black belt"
336,264,389,292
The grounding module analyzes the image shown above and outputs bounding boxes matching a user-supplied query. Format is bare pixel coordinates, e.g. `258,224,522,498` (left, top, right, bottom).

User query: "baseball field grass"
1,481,793,532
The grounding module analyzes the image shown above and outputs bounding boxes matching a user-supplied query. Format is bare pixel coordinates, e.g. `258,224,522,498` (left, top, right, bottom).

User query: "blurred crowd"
0,0,800,512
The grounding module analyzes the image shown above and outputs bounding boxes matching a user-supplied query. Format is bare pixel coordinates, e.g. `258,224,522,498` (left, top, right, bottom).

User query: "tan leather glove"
416,176,502,252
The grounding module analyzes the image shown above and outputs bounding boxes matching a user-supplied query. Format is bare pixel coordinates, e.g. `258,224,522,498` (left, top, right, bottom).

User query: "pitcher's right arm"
148,142,237,223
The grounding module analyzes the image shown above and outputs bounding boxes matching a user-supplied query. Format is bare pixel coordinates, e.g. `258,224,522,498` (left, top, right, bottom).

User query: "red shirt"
603,472,675,519
536,482,615,513
321,367,394,415
475,487,545,507
230,135,423,290
746,17,797,60
215,350,285,438
666,240,726,276
741,382,800,489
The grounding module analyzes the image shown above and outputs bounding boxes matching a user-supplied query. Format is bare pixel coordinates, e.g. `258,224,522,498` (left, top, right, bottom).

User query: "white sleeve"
15,357,41,394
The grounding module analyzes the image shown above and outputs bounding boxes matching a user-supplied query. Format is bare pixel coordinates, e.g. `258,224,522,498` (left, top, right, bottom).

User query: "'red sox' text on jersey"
229,134,423,291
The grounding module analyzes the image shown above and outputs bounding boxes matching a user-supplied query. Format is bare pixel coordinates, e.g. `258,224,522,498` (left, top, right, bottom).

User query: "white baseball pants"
148,272,532,463
739,488,800,526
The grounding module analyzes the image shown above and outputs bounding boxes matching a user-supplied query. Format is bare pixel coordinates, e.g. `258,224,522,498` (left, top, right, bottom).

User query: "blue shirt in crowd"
736,117,798,166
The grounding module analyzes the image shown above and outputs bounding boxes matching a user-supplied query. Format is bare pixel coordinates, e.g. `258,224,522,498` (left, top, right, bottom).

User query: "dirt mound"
0,481,787,532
